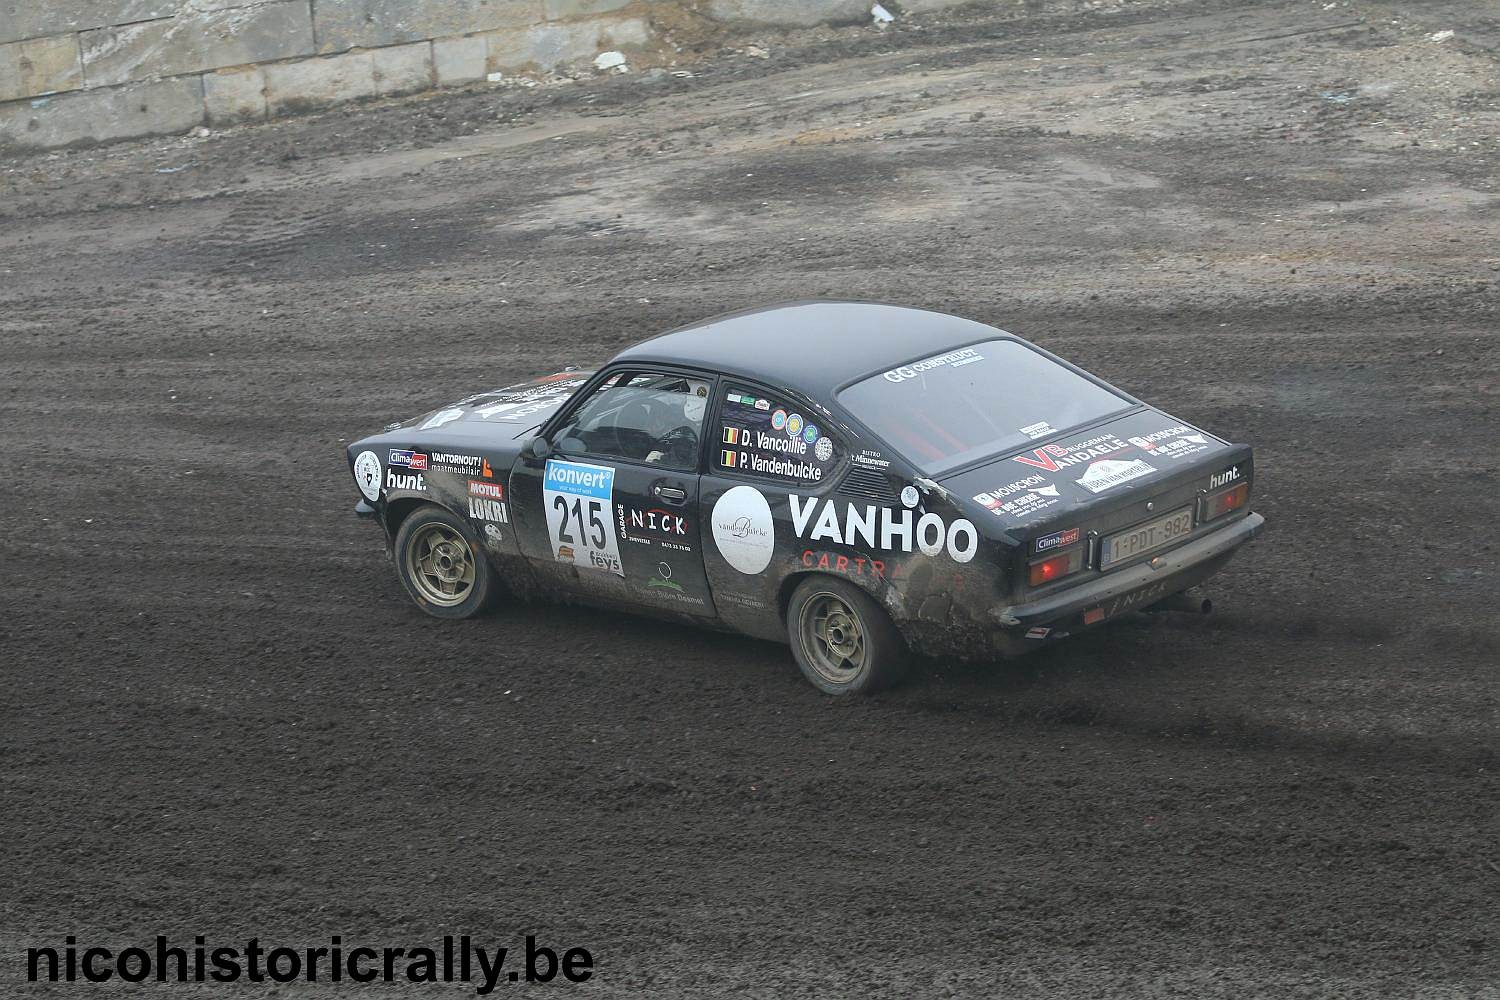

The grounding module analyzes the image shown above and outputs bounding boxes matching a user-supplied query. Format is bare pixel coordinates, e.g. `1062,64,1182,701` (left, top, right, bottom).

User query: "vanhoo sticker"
711,485,775,574
543,460,623,576
354,451,382,502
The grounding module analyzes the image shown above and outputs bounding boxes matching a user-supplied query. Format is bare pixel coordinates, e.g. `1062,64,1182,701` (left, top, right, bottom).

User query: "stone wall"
0,0,971,150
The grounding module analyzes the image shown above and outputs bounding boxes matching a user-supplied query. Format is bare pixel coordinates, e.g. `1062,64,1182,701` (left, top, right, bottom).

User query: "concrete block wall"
0,0,971,150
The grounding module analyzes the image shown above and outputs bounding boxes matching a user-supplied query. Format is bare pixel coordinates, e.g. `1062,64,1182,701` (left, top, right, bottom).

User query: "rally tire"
787,575,909,695
393,504,497,619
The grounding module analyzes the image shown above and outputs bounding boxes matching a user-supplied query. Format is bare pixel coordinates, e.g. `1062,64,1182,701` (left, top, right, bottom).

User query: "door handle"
653,484,688,504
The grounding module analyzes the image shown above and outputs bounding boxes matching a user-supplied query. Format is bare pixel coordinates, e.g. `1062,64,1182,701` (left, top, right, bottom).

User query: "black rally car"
347,302,1263,694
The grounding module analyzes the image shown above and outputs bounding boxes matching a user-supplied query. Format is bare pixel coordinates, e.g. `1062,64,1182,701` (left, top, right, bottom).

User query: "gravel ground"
2,0,1497,995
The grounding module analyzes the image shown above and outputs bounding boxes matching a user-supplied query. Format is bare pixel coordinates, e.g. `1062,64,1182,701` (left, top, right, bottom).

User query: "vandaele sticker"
543,460,623,576
1012,434,1130,473
712,486,775,574
354,451,382,502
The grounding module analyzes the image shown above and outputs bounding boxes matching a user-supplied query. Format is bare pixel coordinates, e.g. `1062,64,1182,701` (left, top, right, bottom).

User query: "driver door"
510,368,717,617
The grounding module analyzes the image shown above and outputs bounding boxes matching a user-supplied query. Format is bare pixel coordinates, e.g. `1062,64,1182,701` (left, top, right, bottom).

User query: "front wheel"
787,576,908,695
393,505,496,619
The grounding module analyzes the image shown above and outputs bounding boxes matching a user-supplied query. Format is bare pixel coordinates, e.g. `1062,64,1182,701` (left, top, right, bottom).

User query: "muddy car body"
347,302,1264,693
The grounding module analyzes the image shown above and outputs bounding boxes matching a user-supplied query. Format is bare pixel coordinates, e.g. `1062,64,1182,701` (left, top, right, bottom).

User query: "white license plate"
1100,507,1193,569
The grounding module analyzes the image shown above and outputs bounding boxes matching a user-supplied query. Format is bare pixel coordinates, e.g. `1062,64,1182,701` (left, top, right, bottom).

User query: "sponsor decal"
543,460,623,576
711,486,775,574
852,450,891,469
814,437,834,462
471,377,588,422
430,451,486,475
1210,465,1242,489
385,469,425,492
802,424,819,445
754,398,770,411
1128,425,1211,461
882,347,985,383
642,560,704,605
353,450,382,502
1034,526,1080,553
789,495,978,563
718,591,767,609
1025,627,1051,640
1020,421,1055,440
468,481,504,500
468,494,509,523
1076,458,1156,494
617,504,692,552
388,449,428,471
900,485,920,509
802,550,886,579
973,474,1065,520
420,408,464,430
1012,433,1131,472
785,413,804,437
771,409,787,431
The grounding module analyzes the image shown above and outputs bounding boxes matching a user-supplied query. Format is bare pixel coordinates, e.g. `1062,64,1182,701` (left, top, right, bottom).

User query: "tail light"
1201,482,1250,522
1028,546,1085,587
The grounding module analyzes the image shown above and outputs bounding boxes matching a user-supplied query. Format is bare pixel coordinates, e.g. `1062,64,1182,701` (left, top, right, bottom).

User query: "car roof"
611,300,1009,399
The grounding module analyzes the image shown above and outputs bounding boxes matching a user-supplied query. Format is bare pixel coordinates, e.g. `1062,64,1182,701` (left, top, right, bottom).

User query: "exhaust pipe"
1147,591,1213,615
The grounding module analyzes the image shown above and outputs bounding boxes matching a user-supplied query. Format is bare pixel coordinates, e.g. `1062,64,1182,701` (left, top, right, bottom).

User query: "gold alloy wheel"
405,521,476,607
798,590,867,686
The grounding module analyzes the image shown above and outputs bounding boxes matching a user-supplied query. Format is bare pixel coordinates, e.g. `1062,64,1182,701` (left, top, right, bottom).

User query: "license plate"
1099,506,1193,569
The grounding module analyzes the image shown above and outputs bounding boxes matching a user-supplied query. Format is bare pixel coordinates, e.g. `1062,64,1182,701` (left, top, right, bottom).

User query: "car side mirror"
528,436,552,460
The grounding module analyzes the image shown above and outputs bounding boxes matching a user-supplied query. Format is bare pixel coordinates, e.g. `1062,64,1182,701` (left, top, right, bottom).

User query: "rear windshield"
838,340,1130,475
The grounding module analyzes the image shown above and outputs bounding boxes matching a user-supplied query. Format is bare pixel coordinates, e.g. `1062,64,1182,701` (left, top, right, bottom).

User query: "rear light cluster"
1028,546,1085,587
1201,482,1249,522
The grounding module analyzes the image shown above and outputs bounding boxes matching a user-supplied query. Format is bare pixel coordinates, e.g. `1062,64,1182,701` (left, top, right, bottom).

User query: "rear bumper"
989,511,1264,653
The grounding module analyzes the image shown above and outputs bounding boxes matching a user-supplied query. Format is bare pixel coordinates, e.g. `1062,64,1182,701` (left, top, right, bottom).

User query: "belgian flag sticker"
721,450,738,468
723,426,742,445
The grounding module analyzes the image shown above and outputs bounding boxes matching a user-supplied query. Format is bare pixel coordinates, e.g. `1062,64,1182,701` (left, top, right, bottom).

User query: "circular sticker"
786,413,804,437
802,424,819,444
771,409,787,430
711,485,775,575
354,450,382,502
900,484,920,509
814,437,834,462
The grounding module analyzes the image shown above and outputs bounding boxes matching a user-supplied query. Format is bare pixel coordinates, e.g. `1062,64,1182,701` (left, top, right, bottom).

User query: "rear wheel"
787,576,908,695
393,505,496,619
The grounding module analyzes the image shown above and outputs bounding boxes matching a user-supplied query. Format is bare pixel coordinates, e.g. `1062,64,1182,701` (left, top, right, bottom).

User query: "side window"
715,385,842,486
553,371,710,471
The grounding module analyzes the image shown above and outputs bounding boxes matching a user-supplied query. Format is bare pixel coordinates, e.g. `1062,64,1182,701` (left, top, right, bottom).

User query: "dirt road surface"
3,0,1497,995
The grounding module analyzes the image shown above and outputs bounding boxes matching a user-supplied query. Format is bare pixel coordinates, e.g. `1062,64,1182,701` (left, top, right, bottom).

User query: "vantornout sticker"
430,451,486,475
543,460,623,576
354,451,382,502
1076,458,1156,494
789,495,978,563
711,486,775,575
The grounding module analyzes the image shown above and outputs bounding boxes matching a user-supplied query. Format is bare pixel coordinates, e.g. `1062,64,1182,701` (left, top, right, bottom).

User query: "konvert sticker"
543,459,623,576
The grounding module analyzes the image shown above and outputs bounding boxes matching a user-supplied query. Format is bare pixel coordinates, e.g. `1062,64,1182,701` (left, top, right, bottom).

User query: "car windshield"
838,340,1131,475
